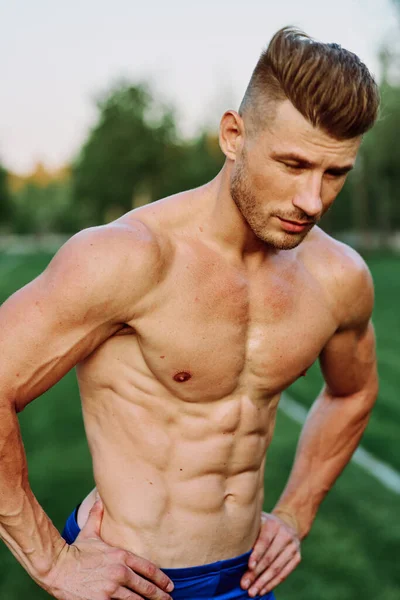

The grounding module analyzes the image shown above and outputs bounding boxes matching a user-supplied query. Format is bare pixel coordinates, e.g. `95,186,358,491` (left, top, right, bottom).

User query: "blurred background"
0,0,399,598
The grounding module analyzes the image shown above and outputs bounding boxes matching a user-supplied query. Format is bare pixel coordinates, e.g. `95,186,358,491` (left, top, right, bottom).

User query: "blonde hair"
240,26,380,139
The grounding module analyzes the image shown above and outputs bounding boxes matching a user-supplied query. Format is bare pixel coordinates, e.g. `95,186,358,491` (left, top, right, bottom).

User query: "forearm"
273,383,377,538
0,403,65,586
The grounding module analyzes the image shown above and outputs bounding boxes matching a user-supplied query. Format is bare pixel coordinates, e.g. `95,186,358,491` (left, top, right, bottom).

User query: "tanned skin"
0,100,378,599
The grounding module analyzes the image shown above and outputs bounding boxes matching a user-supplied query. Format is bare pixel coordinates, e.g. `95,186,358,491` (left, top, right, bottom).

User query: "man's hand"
44,500,174,600
240,511,301,597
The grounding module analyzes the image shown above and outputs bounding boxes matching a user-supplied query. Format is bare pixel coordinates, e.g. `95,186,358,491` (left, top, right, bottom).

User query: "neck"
201,162,276,261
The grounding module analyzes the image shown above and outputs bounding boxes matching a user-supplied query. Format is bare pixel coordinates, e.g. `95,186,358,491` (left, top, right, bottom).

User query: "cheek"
252,169,269,191
251,167,292,199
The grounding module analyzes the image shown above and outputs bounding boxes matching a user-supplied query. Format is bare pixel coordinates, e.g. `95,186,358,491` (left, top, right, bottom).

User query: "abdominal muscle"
76,374,277,568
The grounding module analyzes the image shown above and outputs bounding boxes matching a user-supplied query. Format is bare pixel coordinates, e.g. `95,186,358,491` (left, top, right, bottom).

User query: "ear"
219,111,245,161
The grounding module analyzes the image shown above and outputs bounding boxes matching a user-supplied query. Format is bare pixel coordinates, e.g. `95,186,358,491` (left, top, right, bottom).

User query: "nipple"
173,371,192,383
300,369,308,377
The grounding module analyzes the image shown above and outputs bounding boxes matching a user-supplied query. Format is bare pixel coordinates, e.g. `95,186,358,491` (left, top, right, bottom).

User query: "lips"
277,217,313,233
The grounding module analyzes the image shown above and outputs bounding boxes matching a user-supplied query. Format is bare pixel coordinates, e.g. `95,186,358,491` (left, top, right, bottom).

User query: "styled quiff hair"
239,26,380,139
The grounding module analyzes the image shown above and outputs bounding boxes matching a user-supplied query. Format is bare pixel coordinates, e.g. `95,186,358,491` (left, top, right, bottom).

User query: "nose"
292,173,323,218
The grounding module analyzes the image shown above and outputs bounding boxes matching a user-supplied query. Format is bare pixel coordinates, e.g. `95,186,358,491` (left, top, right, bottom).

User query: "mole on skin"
173,372,192,383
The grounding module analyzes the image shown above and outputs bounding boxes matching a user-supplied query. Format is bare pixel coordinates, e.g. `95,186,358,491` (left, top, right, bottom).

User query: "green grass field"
0,251,399,599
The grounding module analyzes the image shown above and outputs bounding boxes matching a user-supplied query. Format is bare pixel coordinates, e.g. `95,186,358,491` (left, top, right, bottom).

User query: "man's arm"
242,250,378,597
0,221,174,599
272,253,378,538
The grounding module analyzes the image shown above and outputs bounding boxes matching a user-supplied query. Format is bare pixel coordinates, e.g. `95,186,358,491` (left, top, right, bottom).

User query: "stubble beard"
230,162,313,251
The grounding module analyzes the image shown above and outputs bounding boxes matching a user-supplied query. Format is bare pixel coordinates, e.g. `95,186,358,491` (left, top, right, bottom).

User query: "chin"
256,229,308,250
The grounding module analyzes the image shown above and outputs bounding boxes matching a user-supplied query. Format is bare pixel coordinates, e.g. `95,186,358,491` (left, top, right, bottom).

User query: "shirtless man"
0,27,380,600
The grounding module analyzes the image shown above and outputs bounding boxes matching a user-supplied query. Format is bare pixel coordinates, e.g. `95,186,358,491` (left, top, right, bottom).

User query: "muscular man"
0,27,380,600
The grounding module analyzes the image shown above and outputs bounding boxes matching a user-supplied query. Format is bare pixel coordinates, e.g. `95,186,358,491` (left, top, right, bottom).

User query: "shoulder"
301,227,374,329
53,219,165,273
42,219,169,314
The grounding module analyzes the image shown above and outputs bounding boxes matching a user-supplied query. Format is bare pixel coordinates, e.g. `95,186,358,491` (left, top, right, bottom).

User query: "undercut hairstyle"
239,26,380,140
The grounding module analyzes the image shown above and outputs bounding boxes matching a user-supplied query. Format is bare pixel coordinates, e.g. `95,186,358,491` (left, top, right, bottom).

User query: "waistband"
162,550,252,580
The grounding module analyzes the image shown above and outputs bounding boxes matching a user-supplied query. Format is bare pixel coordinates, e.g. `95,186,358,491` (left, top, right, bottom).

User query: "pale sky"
1,0,398,174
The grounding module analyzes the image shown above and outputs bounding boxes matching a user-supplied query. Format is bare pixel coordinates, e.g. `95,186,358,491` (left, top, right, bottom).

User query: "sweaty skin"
0,101,378,599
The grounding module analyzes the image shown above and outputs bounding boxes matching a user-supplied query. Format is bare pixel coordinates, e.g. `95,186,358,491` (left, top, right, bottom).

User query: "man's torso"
75,190,343,567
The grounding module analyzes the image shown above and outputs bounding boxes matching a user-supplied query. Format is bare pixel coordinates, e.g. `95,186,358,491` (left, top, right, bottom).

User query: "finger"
122,568,172,600
253,528,293,576
248,521,278,569
125,555,174,595
242,528,289,589
78,499,104,539
258,553,302,596
249,546,300,597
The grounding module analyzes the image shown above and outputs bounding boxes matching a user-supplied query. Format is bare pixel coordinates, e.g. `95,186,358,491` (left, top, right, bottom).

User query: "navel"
173,371,192,383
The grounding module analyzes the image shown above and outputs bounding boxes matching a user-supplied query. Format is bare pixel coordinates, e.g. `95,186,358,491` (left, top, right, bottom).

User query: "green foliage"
320,78,400,239
156,133,225,199
364,83,400,178
72,82,177,225
8,79,224,235
71,81,223,228
12,181,74,234
4,73,399,239
0,163,13,228
356,82,400,233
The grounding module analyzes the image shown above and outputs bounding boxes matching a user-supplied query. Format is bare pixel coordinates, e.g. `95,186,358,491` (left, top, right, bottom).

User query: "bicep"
0,268,121,411
319,320,378,398
319,246,378,399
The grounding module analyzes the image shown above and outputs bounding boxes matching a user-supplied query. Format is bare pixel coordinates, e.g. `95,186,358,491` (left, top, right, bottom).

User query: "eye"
282,162,304,172
325,169,348,178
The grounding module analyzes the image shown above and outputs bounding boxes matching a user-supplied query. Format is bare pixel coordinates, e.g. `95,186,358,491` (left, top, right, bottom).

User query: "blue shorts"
62,506,276,599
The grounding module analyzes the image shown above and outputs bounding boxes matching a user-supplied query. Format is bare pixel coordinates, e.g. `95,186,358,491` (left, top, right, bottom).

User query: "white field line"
279,393,400,495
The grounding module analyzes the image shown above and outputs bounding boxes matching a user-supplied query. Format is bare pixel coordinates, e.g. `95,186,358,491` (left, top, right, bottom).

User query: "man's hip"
62,505,276,599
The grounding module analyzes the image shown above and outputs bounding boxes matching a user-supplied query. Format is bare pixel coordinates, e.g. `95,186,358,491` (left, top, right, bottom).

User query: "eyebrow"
271,152,355,175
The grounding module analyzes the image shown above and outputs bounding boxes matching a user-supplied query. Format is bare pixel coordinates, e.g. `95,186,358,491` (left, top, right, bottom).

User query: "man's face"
230,100,361,250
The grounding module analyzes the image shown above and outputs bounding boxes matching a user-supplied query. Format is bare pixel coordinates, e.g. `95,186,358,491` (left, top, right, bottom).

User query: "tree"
151,132,224,201
11,180,73,234
72,82,177,226
0,162,13,228
71,81,225,229
358,56,400,241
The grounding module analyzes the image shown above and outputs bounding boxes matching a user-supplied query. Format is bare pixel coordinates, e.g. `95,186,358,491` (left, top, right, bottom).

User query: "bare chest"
130,246,337,402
